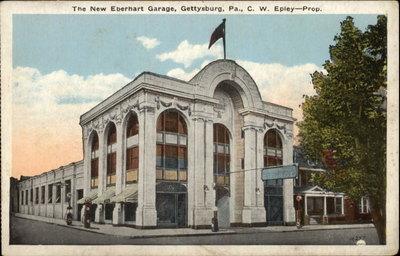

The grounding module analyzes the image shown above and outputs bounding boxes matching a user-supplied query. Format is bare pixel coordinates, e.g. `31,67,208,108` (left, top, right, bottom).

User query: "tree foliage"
298,16,387,243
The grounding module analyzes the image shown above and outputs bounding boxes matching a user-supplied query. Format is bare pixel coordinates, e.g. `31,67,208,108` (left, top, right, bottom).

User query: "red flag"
208,19,226,59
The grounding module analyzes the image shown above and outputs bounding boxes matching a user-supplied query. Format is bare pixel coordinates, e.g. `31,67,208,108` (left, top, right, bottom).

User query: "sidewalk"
14,213,374,239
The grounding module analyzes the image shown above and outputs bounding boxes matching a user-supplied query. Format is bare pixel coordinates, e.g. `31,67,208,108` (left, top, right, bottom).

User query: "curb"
230,225,375,236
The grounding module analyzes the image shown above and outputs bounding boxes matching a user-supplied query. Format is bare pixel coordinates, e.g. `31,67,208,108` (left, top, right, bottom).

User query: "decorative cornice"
155,96,172,109
155,96,192,116
264,118,294,139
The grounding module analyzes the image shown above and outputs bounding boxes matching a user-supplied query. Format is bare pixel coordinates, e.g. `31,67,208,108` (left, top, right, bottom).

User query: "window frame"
213,123,230,187
156,110,188,182
264,129,284,187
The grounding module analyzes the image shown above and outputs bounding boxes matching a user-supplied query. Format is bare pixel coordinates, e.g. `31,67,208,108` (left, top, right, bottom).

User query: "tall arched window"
91,132,99,188
264,129,283,186
126,114,139,183
106,123,117,186
156,110,187,182
213,124,230,186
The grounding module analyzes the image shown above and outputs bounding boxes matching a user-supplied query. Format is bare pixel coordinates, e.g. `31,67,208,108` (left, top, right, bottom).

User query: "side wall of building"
18,161,84,221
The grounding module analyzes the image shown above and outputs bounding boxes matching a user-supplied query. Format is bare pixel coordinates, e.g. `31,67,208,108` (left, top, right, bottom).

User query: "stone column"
95,129,106,223
33,185,37,215
82,129,91,196
52,183,56,218
189,116,214,228
204,119,215,210
255,128,266,211
282,132,295,225
135,105,157,228
113,120,124,225
242,124,266,225
71,169,78,221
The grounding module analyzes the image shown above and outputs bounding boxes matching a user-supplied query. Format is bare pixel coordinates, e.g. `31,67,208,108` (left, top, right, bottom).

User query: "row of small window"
264,147,283,157
156,144,187,170
20,181,71,205
214,143,230,155
157,132,187,146
90,168,161,187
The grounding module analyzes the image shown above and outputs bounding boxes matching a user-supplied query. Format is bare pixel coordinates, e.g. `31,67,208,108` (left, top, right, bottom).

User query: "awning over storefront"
92,187,116,205
77,189,98,204
110,184,138,203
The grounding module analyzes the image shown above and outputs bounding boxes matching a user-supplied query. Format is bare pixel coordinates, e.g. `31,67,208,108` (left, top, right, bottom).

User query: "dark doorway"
77,204,83,221
105,204,114,221
156,182,187,228
90,204,97,222
265,179,284,225
156,193,187,228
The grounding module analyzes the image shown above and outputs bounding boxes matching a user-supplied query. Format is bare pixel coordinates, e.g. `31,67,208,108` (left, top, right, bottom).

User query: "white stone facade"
79,59,295,228
17,59,295,228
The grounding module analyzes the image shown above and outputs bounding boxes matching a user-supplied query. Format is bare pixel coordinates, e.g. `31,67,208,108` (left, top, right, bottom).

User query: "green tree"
298,16,387,244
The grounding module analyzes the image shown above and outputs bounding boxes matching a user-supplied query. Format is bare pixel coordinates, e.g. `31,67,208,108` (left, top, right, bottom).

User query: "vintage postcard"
1,1,398,255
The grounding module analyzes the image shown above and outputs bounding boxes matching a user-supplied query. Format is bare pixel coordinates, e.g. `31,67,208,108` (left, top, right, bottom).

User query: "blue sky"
12,14,380,176
13,14,379,78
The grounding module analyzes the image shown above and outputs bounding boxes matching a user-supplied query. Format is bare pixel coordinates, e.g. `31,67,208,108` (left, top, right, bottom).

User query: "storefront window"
125,203,137,222
55,184,61,203
48,185,53,203
156,110,187,182
213,123,230,186
65,180,71,202
91,132,99,188
105,204,114,220
126,114,139,183
41,186,45,204
106,124,117,186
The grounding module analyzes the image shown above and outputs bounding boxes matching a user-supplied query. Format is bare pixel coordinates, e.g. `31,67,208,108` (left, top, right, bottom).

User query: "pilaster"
189,114,214,228
113,121,124,224
135,105,157,228
283,132,295,224
242,122,266,224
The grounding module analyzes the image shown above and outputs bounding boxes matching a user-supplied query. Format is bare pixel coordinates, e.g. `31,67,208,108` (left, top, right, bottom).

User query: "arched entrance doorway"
155,109,188,228
212,80,246,227
213,123,231,228
264,129,284,225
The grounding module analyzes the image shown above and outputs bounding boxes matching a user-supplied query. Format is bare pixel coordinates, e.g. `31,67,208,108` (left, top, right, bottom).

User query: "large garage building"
18,59,297,229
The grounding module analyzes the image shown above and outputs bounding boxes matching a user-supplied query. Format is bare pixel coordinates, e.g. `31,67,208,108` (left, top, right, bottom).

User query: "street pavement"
10,216,379,245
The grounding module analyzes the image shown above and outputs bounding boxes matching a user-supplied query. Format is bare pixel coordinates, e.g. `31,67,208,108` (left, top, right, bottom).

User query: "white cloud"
136,36,160,49
157,40,223,68
12,66,130,134
166,68,200,81
237,60,324,141
165,60,213,81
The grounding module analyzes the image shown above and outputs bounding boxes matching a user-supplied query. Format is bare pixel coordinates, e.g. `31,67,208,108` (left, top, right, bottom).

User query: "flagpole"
223,18,226,59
